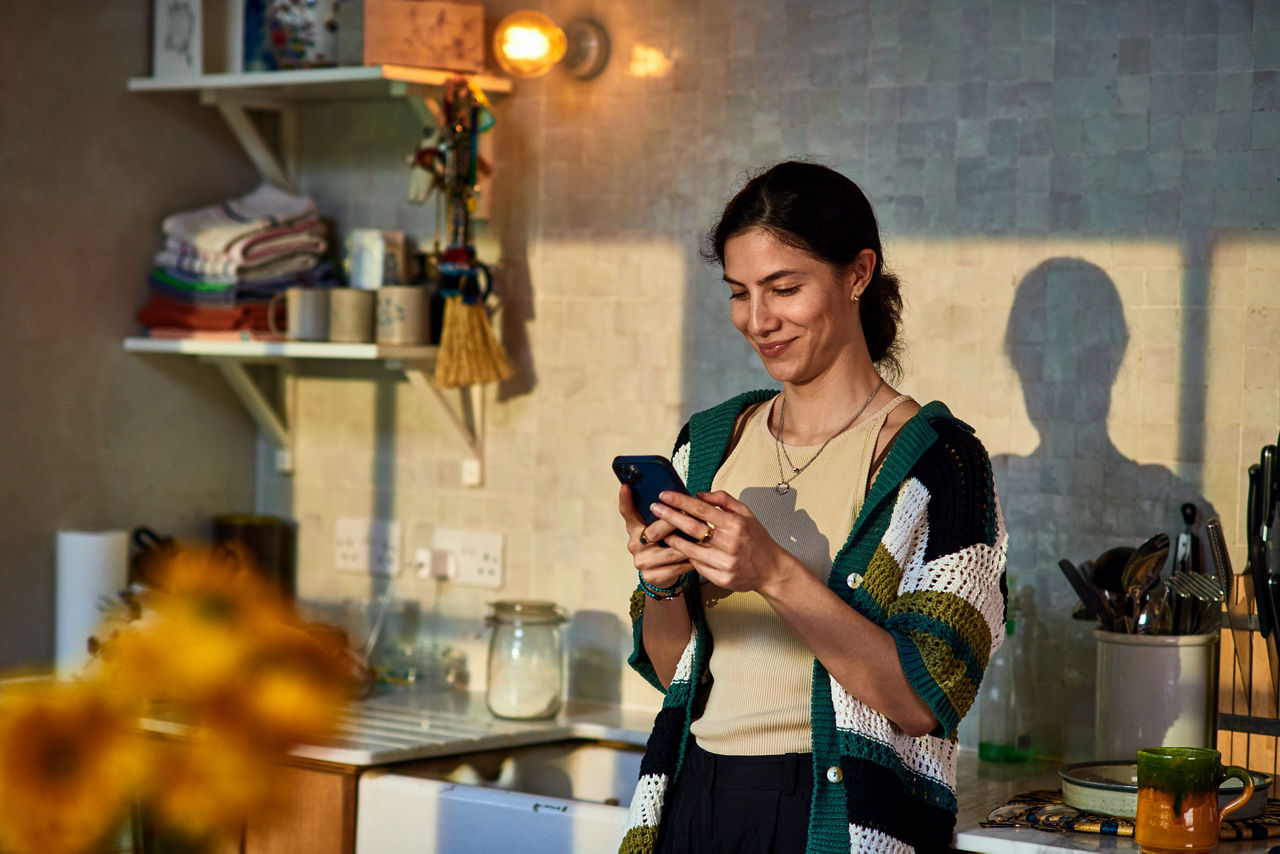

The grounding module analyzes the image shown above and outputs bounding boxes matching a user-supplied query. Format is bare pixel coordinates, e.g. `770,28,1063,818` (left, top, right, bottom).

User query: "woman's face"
723,227,867,386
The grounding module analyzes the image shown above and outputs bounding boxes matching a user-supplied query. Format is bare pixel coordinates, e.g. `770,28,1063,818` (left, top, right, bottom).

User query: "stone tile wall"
272,0,1280,757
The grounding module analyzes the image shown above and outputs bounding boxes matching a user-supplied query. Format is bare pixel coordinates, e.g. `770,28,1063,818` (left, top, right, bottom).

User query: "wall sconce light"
493,11,610,80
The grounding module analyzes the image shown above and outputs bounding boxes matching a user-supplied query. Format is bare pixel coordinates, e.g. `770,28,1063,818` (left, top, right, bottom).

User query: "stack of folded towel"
137,183,338,337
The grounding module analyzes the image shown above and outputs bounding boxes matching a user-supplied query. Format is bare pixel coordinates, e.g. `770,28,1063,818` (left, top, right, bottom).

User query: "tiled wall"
270,0,1279,758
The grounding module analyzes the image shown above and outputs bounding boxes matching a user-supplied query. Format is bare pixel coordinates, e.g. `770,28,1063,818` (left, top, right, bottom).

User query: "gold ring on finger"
699,520,716,546
638,529,650,546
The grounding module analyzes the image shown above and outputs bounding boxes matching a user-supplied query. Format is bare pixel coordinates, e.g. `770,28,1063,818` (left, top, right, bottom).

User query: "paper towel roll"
55,529,128,677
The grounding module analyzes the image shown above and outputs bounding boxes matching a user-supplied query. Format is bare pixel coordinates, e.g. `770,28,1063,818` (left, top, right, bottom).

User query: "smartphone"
612,454,697,543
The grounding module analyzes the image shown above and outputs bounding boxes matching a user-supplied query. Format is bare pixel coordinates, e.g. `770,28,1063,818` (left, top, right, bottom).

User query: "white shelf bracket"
402,365,484,487
204,92,298,190
206,357,295,473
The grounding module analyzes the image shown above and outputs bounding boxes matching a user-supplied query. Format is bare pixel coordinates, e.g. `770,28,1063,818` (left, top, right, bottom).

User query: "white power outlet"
431,528,503,588
334,517,401,576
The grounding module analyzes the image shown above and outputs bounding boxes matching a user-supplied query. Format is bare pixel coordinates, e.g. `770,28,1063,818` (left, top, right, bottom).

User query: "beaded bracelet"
638,571,684,600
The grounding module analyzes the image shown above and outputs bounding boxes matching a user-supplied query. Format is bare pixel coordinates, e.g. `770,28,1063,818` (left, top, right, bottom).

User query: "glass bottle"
979,618,1034,762
485,600,567,720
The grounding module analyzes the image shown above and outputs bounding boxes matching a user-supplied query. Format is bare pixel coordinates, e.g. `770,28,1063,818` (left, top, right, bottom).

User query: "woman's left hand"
648,490,800,596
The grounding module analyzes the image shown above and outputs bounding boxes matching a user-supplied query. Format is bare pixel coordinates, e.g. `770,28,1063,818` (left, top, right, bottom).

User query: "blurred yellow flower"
0,682,146,854
0,544,362,854
144,734,277,841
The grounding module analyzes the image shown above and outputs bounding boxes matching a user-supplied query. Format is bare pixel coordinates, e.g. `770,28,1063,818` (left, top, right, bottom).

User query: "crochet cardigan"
619,391,1008,854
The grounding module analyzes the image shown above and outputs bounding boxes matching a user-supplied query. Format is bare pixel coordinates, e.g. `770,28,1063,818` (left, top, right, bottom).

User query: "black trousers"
656,742,814,854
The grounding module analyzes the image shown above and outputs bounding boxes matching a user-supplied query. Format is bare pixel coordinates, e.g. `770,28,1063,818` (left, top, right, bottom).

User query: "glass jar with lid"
485,600,568,720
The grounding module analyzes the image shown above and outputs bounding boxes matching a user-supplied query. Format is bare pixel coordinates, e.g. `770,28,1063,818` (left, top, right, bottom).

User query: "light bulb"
493,11,566,78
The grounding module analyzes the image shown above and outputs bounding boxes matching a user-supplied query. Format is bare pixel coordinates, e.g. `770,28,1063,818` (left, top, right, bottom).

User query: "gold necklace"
773,378,884,496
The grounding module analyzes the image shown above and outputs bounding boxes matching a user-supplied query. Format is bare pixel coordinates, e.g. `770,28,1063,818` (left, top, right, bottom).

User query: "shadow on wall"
992,257,1217,761
566,610,627,705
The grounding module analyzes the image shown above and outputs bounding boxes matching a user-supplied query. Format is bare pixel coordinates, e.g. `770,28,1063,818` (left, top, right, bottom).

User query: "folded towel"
158,215,325,266
150,259,338,293
161,183,318,249
150,266,236,292
148,278,239,307
137,295,277,332
154,244,324,279
147,262,340,308
235,261,340,295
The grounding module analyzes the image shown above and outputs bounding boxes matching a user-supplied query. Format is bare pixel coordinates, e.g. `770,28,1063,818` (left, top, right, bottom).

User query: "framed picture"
153,0,203,77
152,0,245,77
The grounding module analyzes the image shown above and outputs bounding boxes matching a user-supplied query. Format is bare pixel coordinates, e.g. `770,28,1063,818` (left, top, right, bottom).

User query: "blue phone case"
612,455,697,542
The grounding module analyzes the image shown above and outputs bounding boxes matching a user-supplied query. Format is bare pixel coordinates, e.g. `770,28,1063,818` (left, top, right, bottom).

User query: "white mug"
345,228,407,290
328,288,376,343
268,287,330,341
376,286,427,345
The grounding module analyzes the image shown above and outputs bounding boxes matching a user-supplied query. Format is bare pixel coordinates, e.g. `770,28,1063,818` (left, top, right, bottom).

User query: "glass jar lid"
487,600,567,625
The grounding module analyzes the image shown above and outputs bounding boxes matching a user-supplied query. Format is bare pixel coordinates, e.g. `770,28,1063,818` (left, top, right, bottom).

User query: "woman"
616,162,1008,854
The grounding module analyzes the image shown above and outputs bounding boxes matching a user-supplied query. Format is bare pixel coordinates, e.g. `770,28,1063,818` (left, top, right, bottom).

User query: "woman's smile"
757,338,794,358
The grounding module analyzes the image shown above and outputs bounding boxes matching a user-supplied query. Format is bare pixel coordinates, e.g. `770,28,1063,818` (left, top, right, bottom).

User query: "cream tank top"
689,393,911,756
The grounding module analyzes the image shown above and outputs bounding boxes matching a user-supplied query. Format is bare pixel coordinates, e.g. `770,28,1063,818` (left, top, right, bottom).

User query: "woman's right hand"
618,484,693,588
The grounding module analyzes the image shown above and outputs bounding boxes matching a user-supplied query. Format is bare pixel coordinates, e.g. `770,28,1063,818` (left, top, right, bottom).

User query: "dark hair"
703,161,904,379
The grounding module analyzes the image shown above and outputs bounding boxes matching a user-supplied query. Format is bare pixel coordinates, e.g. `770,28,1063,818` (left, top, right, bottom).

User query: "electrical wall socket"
334,517,401,576
431,528,503,588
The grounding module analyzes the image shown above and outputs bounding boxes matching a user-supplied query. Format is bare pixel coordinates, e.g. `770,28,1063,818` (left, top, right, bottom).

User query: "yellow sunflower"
96,545,298,709
0,682,146,854
143,733,278,842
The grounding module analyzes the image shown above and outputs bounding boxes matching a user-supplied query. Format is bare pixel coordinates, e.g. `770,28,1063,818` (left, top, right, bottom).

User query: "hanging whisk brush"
432,76,512,388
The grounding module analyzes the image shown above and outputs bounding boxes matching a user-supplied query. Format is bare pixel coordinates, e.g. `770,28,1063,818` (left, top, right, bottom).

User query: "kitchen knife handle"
1261,446,1277,542
1206,517,1234,600
1248,464,1269,637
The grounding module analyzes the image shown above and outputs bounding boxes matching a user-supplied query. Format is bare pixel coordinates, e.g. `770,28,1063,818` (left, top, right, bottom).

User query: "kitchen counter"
285,683,655,766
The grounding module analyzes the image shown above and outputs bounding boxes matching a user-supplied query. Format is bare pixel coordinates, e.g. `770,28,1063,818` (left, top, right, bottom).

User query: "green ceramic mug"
1135,747,1253,854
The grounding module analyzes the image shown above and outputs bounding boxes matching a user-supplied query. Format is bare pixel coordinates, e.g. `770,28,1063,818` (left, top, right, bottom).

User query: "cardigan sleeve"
625,423,695,694
879,420,1009,738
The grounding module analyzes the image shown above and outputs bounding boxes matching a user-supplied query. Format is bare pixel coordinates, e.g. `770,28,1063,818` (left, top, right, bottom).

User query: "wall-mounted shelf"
123,336,486,485
126,65,513,99
126,65,511,189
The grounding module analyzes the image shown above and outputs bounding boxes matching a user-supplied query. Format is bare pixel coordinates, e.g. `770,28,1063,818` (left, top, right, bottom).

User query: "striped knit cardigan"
619,391,1008,854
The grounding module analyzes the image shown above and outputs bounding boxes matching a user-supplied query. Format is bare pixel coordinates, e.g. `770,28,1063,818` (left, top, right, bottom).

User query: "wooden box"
363,0,485,72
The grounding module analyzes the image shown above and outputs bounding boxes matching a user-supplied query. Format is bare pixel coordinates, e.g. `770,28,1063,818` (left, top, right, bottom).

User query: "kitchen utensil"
1097,588,1127,632
129,525,175,585
1208,517,1251,699
1249,453,1280,706
1059,559,1109,627
212,514,296,598
1248,463,1269,632
1134,579,1167,634
1122,534,1170,632
1174,502,1202,575
1261,446,1280,708
1166,571,1223,634
1078,559,1120,629
1091,546,1135,594
1059,761,1273,821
